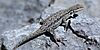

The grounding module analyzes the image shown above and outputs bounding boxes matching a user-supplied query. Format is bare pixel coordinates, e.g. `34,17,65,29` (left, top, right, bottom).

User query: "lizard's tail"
13,28,44,50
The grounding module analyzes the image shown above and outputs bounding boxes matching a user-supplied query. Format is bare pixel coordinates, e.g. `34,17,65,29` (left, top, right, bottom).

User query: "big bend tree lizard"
13,4,84,50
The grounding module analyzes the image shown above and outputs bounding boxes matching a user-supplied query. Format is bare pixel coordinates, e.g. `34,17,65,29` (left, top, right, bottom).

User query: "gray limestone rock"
1,0,100,50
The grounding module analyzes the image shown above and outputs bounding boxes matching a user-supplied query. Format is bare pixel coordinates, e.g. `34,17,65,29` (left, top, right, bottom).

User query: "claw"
45,42,51,48
57,38,66,46
50,36,59,47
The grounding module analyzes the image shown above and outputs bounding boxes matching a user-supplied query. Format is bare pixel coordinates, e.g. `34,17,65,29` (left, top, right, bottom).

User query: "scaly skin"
13,4,84,50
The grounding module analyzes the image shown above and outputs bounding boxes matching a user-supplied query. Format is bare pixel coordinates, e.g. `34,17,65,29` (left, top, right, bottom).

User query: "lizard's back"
42,4,84,31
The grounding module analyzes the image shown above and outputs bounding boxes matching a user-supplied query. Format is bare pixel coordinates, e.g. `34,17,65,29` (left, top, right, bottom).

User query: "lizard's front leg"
60,14,78,31
60,17,72,32
67,20,89,39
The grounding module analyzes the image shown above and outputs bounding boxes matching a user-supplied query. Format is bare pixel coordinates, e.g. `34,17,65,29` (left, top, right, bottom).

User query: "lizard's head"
73,4,84,12
69,4,84,14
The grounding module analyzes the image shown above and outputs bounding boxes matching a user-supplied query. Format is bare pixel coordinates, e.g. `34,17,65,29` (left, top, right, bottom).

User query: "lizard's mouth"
77,9,84,12
69,8,84,15
75,7,84,13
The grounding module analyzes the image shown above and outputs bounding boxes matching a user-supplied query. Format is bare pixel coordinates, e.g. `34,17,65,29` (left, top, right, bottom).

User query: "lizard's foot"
45,41,51,48
57,38,66,46
50,37,59,47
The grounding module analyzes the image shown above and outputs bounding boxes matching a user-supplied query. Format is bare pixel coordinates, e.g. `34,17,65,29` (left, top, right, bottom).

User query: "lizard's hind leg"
61,14,78,31
57,37,66,46
44,31,59,47
60,19,69,32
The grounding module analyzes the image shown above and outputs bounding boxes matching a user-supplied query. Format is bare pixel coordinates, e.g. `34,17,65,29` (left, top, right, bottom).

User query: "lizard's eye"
70,11,74,15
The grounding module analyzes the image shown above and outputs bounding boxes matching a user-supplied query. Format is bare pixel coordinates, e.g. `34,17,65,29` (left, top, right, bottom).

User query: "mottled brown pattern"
13,4,84,50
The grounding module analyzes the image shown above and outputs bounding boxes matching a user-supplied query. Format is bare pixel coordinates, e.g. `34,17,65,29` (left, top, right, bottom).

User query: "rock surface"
0,0,100,50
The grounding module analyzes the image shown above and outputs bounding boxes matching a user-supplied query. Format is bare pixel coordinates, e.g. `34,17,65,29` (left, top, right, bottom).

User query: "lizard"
13,4,84,50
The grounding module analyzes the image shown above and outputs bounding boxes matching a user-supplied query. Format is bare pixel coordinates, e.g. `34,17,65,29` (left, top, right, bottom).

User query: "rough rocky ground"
0,0,100,50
